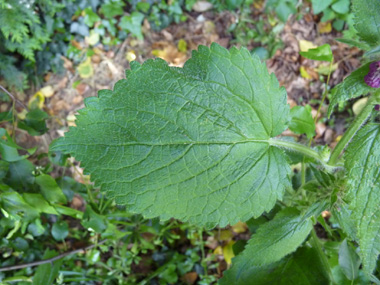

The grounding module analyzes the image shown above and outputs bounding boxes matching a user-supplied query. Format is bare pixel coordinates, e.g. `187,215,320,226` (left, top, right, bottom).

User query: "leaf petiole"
269,138,340,171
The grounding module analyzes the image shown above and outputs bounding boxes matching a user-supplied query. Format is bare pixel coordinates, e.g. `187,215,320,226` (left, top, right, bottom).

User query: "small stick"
0,240,106,272
0,85,28,111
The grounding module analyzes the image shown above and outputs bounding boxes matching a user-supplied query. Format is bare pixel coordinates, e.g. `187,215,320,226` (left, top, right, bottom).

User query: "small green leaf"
311,0,333,14
12,237,29,251
81,205,107,232
23,193,59,215
336,38,370,50
352,0,380,48
299,44,333,62
77,57,94,79
54,204,83,219
83,7,100,27
33,250,63,285
331,0,350,14
221,245,330,284
339,239,360,280
56,176,86,201
51,221,69,241
18,108,48,136
221,207,316,283
0,191,39,221
344,124,380,274
119,12,144,40
28,219,46,237
100,2,125,18
289,105,315,138
51,43,291,227
327,63,377,117
272,0,297,22
364,45,380,59
0,129,29,162
35,174,67,204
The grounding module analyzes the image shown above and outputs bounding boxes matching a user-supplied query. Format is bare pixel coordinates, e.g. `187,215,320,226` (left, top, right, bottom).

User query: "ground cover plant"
47,0,380,283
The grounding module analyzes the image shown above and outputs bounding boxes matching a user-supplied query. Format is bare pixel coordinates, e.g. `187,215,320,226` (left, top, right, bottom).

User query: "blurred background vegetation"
0,0,363,284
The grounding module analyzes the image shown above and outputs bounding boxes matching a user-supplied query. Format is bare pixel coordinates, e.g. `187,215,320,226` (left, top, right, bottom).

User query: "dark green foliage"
0,0,193,90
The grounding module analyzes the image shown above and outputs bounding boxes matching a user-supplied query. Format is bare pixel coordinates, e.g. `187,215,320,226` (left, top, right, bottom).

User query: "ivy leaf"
352,0,380,48
344,124,380,274
119,12,145,40
220,206,327,284
51,43,291,227
327,63,377,117
289,105,315,138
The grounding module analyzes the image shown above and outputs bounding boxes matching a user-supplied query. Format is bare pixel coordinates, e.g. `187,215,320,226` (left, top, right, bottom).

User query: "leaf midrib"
61,139,271,147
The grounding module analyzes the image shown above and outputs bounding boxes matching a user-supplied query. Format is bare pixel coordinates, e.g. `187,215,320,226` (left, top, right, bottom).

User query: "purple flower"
365,61,380,88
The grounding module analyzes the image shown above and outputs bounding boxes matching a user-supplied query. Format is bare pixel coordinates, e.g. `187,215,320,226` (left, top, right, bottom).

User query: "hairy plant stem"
269,138,322,162
328,93,378,166
309,228,334,281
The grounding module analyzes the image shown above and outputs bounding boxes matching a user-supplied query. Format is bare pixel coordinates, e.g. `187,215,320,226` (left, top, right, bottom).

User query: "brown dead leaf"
61,56,74,72
71,40,82,50
56,77,68,89
71,195,84,210
205,236,218,249
161,29,174,41
91,54,101,64
72,96,83,105
182,272,198,285
315,123,327,138
54,100,71,112
324,128,334,144
44,73,52,82
106,50,115,58
151,43,187,67
75,82,89,96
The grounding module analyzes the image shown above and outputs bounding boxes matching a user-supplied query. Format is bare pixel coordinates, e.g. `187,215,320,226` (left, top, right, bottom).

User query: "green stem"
314,60,333,125
328,94,377,166
269,139,321,161
300,61,333,186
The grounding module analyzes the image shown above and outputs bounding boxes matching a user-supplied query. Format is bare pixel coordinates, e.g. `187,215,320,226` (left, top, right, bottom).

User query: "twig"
0,240,107,272
0,85,28,111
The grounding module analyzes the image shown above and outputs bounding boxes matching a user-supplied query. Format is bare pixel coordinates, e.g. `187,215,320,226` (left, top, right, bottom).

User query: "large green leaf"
220,207,320,284
51,43,291,227
352,0,380,48
345,124,380,274
327,63,377,117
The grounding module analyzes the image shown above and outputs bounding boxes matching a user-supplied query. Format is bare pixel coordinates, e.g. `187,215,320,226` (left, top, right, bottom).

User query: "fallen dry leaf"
192,1,213,12
40,85,54,98
182,272,198,285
